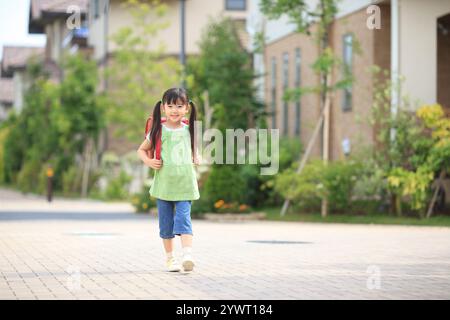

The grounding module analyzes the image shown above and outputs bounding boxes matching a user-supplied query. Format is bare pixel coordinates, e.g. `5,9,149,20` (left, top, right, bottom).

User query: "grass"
260,207,450,227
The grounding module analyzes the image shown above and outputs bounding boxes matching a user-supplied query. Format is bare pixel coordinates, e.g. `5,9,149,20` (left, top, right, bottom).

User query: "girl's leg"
157,199,181,272
173,201,194,244
173,201,195,271
180,234,192,248
156,199,176,252
163,238,174,254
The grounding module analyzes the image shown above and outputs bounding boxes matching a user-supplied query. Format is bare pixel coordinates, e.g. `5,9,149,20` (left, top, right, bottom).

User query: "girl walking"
137,88,200,272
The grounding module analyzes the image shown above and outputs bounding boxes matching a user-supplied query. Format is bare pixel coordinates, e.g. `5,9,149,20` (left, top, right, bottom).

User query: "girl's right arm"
137,139,163,170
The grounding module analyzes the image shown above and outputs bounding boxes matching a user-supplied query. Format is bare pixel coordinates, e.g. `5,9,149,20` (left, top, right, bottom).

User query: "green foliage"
275,159,362,213
191,197,213,215
258,136,303,206
352,156,387,200
416,104,450,172
387,167,434,216
187,16,265,131
62,166,80,196
322,160,362,211
185,15,270,212
1,54,105,196
16,160,41,193
104,170,132,200
260,0,338,37
0,126,10,184
131,187,156,213
367,69,450,217
107,0,181,143
203,165,246,204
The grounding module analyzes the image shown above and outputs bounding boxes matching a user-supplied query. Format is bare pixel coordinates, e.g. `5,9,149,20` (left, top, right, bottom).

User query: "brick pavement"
0,189,449,300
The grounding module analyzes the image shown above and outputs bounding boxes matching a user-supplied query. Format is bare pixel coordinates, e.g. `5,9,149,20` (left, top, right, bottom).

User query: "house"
28,0,91,70
0,46,44,117
0,0,93,122
248,0,450,161
0,78,14,121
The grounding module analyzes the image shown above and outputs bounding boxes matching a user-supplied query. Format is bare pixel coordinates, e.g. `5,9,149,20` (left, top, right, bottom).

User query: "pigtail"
149,100,162,156
188,100,197,157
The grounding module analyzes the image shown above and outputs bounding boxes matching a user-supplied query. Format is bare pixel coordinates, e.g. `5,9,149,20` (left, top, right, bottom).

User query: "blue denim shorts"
156,199,193,239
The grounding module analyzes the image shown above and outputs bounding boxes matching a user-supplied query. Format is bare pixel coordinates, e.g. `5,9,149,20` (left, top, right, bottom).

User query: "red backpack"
144,116,189,160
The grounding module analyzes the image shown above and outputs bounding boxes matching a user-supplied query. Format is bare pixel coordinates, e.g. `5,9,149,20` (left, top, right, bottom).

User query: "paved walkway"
0,188,449,300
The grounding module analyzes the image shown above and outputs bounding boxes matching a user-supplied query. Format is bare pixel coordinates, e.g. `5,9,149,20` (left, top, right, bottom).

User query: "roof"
29,0,88,34
0,78,14,104
1,46,44,76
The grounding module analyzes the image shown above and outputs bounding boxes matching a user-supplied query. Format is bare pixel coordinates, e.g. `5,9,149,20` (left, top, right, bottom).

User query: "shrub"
16,160,41,194
257,136,303,207
62,166,80,196
322,160,363,212
104,170,132,200
191,197,213,215
275,160,323,212
131,188,156,213
203,165,246,204
275,160,362,214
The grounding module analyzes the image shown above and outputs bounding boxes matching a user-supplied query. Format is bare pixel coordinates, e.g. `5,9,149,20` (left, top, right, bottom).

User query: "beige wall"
13,72,24,113
45,19,70,62
88,0,249,62
399,0,450,108
88,0,109,61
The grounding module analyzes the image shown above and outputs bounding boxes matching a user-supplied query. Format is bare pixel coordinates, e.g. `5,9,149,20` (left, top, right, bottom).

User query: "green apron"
149,124,200,201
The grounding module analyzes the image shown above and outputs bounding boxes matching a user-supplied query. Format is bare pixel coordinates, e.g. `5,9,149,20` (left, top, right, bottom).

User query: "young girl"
137,87,200,272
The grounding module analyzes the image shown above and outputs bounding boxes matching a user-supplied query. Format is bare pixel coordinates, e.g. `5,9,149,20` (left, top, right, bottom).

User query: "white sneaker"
166,257,181,272
182,254,195,272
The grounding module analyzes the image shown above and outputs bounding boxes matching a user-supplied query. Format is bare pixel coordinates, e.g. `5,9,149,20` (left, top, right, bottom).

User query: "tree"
188,16,266,131
186,16,266,207
2,54,105,196
106,0,182,143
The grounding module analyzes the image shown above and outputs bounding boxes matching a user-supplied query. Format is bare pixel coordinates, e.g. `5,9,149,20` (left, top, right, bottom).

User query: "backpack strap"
144,116,190,160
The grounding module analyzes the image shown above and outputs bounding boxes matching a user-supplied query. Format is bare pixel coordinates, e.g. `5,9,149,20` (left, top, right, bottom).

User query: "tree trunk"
426,170,446,219
81,138,93,198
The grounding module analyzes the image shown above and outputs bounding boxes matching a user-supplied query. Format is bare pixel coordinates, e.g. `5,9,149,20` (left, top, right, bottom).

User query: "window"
94,0,100,19
225,0,246,11
294,48,301,135
271,57,277,129
342,33,353,111
282,52,289,136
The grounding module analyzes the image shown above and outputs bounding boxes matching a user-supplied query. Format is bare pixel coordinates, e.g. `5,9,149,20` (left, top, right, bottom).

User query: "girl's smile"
162,101,189,125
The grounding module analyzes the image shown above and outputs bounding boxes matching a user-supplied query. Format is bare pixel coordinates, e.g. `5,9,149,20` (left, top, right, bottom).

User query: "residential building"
0,78,14,121
0,46,44,116
248,0,450,161
29,0,90,70
0,0,91,121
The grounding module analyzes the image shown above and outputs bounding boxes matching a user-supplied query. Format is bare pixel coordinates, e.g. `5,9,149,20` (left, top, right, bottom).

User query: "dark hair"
149,87,197,157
